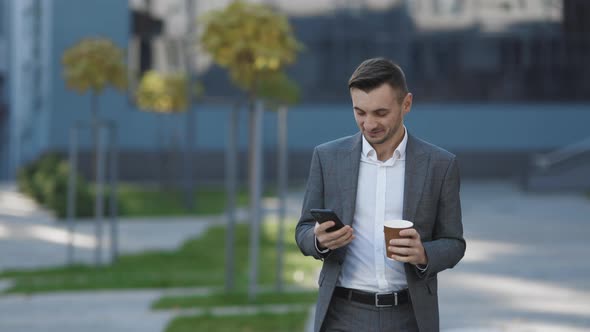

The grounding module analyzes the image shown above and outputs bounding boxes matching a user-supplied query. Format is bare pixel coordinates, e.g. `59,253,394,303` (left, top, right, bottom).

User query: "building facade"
1,0,588,183
1,0,53,179
0,0,9,179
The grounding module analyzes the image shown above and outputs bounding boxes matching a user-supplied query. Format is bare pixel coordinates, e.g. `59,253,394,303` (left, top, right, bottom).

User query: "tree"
136,71,189,113
136,70,190,188
201,1,301,98
62,37,127,266
258,71,300,107
62,38,127,122
201,1,302,299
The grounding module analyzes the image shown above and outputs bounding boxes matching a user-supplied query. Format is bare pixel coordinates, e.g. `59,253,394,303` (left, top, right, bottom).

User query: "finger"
388,246,417,256
315,222,341,239
332,230,354,247
399,228,418,238
317,222,349,236
390,254,412,263
389,238,413,247
316,221,335,232
327,236,355,250
326,229,354,250
327,227,353,244
322,225,352,241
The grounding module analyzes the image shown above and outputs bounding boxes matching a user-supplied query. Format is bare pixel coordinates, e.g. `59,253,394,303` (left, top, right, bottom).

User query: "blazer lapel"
403,133,430,223
338,133,362,226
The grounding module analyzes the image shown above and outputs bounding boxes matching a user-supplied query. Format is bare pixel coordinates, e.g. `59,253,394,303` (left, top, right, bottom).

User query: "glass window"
0,0,5,38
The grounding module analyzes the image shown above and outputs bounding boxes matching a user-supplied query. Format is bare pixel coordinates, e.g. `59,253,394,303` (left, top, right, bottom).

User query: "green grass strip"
116,185,251,217
153,291,317,309
0,220,320,294
165,310,309,332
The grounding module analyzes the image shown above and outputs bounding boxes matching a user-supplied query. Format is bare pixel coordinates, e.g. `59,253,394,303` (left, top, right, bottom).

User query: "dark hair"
348,58,408,102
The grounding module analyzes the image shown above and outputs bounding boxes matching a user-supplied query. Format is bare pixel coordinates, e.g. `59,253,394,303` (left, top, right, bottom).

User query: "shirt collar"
361,125,408,162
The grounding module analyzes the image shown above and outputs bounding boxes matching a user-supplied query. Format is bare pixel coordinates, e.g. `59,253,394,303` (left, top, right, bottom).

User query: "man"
296,58,465,332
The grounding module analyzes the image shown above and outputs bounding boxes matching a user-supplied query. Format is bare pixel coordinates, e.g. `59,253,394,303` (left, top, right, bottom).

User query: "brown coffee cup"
384,219,413,259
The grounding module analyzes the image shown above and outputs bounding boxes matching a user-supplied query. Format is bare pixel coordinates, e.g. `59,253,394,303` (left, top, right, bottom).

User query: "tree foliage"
200,1,302,94
62,38,127,95
136,71,189,113
258,71,300,106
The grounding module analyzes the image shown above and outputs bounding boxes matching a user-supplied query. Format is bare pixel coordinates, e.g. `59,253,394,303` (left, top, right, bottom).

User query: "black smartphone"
310,208,345,232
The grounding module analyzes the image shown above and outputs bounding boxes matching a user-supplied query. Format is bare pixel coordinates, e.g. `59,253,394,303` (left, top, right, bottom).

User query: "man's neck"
374,128,405,161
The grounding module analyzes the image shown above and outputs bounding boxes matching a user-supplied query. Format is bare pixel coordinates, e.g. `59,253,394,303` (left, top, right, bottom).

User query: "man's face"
351,83,412,147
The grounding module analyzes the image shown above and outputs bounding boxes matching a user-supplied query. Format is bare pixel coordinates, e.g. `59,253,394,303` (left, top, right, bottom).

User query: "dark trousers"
321,294,419,332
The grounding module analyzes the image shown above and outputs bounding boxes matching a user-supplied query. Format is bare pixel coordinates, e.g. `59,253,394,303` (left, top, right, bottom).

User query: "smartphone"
310,208,345,232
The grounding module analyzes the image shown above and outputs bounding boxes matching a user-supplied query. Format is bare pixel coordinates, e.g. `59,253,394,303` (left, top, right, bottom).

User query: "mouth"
366,130,384,138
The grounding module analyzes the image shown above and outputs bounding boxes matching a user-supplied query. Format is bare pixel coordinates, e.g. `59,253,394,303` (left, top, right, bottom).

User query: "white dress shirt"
336,127,408,292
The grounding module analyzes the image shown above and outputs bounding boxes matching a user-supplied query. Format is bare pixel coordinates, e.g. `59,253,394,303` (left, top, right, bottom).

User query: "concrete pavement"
301,181,590,332
438,181,590,331
0,289,174,332
0,183,225,331
0,182,309,332
1,181,590,331
0,182,226,271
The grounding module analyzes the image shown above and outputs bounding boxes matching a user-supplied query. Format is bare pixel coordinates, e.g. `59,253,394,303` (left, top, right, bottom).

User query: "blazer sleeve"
421,157,466,278
295,147,329,260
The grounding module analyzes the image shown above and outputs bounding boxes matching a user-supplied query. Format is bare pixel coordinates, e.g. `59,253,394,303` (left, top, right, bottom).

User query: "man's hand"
314,221,354,250
387,228,428,265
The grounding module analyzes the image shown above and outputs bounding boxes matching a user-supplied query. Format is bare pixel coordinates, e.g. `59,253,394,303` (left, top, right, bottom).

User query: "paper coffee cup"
383,219,413,259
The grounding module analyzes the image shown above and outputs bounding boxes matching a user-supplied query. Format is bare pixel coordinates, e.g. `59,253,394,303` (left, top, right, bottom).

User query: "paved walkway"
0,183,226,332
439,181,590,332
0,289,175,332
302,181,590,332
0,182,309,332
1,181,589,331
0,183,229,271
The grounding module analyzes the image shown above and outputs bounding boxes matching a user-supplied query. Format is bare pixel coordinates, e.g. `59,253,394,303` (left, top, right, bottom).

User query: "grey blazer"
296,132,466,332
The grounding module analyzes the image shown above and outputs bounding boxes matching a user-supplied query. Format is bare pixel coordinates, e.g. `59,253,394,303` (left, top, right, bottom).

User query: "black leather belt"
334,287,410,307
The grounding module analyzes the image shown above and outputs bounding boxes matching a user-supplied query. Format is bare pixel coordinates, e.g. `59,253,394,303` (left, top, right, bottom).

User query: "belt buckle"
375,291,396,307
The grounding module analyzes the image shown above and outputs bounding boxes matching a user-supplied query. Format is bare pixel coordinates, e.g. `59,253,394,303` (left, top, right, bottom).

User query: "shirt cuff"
315,236,330,254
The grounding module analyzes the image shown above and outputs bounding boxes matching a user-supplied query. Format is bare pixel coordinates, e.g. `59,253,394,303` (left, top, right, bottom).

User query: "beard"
364,128,394,145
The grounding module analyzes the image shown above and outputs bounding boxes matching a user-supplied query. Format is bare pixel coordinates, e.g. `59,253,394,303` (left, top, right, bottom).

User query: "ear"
402,93,413,115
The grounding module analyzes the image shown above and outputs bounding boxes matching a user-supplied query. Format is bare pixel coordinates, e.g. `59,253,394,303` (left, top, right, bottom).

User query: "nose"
364,117,378,131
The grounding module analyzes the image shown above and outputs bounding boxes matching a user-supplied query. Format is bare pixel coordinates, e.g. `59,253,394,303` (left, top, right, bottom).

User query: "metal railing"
534,136,590,170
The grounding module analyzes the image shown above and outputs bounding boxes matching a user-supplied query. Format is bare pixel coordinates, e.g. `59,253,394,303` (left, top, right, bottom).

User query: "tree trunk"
91,91,104,266
157,114,166,189
248,98,264,300
276,105,288,291
225,102,240,292
184,108,195,210
182,0,197,211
